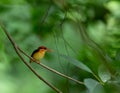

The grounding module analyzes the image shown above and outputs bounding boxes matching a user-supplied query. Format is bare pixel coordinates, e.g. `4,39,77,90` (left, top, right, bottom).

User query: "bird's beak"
47,48,52,52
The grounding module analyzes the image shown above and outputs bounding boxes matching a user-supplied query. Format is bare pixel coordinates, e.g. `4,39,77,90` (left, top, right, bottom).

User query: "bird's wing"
30,49,39,63
31,49,39,57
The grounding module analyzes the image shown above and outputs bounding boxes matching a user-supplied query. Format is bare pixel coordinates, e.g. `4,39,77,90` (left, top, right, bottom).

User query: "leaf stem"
92,73,104,85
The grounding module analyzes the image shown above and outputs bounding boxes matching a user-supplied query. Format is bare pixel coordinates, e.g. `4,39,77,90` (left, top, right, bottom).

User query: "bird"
30,46,51,64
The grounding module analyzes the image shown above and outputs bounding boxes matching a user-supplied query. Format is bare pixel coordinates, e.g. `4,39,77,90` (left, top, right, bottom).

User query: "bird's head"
38,46,52,52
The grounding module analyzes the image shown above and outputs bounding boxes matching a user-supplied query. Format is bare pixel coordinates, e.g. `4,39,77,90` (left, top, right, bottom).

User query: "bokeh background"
0,0,120,93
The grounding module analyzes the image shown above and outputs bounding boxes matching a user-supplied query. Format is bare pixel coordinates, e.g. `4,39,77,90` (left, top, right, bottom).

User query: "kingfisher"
30,46,51,64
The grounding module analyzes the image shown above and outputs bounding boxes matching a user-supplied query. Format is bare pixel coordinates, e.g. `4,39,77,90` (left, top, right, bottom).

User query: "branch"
18,44,84,85
40,2,52,25
0,21,62,93
0,20,84,90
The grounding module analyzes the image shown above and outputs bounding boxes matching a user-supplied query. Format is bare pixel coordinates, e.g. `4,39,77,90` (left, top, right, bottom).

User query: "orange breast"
33,50,46,60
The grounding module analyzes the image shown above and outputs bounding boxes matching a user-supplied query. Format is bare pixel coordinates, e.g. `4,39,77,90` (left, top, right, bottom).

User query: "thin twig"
0,21,62,93
16,47,62,93
39,63,84,85
40,3,52,25
18,47,84,85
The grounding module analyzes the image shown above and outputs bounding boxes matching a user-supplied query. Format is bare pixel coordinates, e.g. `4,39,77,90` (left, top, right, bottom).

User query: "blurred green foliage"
0,0,120,93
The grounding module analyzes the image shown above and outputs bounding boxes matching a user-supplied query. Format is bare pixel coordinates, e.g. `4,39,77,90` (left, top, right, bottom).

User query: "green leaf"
84,78,99,93
93,84,105,93
60,54,93,73
84,78,105,93
98,65,111,83
67,11,82,22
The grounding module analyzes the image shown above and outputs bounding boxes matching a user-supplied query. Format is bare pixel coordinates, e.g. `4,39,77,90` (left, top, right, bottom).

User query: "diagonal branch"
0,21,62,93
18,44,84,85
0,20,84,92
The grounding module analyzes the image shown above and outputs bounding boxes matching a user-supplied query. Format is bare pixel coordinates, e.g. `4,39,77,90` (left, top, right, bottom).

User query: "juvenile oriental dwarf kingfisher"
30,46,51,64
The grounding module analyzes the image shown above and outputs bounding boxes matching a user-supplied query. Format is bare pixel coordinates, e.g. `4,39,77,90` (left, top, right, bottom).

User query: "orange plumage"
30,46,49,64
